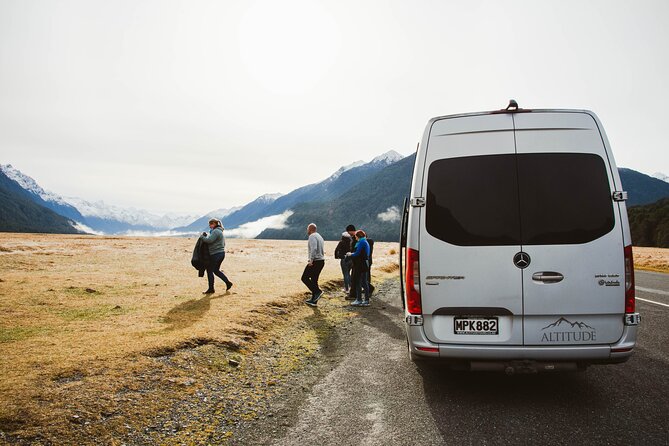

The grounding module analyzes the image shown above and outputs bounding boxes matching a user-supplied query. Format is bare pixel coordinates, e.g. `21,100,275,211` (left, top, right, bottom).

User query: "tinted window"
426,155,521,246
517,153,614,245
425,153,615,246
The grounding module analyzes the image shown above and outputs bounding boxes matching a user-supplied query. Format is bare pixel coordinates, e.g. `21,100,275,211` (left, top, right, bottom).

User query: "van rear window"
426,153,615,246
517,153,614,245
426,155,522,246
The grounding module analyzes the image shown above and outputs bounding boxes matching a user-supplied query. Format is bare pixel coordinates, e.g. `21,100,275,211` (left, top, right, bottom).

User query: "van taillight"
624,245,635,313
406,248,422,315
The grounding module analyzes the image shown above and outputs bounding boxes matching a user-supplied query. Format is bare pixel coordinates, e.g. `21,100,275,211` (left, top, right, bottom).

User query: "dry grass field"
0,234,399,444
633,247,669,273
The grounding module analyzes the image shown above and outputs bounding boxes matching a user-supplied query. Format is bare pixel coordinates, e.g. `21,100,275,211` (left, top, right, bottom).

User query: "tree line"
628,198,669,248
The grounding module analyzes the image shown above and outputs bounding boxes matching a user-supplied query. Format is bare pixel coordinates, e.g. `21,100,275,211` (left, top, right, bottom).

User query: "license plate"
454,317,499,335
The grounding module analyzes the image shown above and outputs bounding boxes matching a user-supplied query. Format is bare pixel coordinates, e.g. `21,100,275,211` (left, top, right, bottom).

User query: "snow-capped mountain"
1,164,68,206
330,160,366,180
0,164,84,222
256,193,283,202
370,150,404,165
653,172,669,183
213,149,408,232
63,197,200,230
0,164,203,234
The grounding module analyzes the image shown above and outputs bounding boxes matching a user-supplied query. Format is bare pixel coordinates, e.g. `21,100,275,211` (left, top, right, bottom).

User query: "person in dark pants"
367,237,375,295
334,224,356,293
200,218,233,294
302,223,325,306
347,230,371,306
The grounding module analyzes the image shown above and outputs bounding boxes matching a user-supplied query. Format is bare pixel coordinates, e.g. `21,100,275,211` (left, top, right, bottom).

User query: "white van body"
401,106,640,372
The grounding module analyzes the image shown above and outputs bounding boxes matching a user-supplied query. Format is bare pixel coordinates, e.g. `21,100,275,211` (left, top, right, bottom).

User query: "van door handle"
532,272,564,283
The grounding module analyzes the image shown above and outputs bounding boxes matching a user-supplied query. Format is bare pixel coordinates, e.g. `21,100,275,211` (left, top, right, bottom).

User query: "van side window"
425,153,615,246
517,153,614,245
426,155,522,246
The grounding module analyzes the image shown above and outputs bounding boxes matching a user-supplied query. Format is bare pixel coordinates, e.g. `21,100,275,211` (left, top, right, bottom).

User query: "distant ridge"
174,151,405,234
0,170,80,234
619,168,669,206
258,153,416,241
2,153,668,240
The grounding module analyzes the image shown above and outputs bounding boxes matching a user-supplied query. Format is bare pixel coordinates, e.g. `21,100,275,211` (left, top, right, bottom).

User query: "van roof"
426,108,596,127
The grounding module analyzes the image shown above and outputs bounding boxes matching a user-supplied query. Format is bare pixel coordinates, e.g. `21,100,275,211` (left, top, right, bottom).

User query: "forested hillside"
628,198,669,248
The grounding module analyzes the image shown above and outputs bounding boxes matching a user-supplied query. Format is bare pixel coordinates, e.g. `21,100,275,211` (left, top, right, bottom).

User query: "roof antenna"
506,99,519,111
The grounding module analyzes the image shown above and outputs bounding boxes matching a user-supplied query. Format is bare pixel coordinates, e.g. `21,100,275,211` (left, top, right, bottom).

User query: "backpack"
334,236,350,259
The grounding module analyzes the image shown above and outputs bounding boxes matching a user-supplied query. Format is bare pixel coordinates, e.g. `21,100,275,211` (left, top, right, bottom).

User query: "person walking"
347,230,371,307
302,223,326,306
334,224,356,293
200,218,233,294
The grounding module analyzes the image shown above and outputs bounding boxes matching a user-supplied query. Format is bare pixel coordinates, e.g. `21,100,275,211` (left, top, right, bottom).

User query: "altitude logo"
540,317,597,343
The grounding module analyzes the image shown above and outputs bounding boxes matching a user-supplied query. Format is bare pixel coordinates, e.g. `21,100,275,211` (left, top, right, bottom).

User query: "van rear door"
513,112,625,345
420,114,524,345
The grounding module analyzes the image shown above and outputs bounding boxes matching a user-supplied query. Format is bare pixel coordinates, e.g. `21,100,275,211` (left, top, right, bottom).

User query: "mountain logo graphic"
541,317,595,331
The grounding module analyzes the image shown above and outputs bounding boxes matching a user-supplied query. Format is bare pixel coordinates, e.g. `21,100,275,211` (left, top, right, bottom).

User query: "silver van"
399,101,640,373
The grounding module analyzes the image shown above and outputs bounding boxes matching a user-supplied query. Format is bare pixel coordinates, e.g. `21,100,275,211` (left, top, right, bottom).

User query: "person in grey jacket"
200,218,233,294
302,223,325,306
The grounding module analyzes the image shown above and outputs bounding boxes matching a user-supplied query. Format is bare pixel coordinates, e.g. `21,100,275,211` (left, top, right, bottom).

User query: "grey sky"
1,0,668,214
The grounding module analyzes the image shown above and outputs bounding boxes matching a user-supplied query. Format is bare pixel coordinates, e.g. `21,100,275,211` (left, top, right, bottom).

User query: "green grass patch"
0,326,51,343
54,305,129,321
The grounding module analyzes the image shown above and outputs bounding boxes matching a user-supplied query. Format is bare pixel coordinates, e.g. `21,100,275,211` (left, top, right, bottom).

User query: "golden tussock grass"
0,233,400,442
633,246,669,273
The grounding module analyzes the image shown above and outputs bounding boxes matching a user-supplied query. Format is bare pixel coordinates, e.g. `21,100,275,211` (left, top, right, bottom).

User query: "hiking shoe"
313,291,324,303
203,289,215,294
226,282,234,291
305,299,317,307
350,299,363,306
361,300,370,306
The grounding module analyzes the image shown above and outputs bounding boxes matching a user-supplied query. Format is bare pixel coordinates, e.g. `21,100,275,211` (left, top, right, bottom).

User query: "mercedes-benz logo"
513,252,531,269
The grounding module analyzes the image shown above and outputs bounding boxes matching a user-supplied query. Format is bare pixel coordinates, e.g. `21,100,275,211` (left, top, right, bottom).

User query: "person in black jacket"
334,224,356,293
191,237,210,277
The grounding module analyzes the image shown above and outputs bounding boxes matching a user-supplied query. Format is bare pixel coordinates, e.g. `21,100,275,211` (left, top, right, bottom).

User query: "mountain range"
0,164,200,235
174,151,404,234
1,156,669,243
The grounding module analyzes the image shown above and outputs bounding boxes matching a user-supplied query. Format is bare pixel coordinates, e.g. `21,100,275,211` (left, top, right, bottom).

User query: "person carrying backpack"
200,218,233,294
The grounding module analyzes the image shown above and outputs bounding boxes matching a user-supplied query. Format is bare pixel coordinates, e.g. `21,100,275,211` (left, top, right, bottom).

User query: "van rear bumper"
407,324,637,364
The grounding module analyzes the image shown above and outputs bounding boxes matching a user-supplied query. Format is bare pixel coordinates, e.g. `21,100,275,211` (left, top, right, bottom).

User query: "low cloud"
225,211,293,239
377,206,400,223
72,221,105,235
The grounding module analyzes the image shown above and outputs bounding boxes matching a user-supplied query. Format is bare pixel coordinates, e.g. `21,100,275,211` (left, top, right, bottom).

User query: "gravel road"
235,274,669,445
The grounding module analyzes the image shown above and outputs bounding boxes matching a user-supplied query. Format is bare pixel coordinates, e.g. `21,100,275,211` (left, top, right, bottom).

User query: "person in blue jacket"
200,218,233,294
346,230,371,307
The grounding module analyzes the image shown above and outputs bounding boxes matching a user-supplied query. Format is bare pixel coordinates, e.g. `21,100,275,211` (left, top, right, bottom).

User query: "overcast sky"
1,0,668,215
